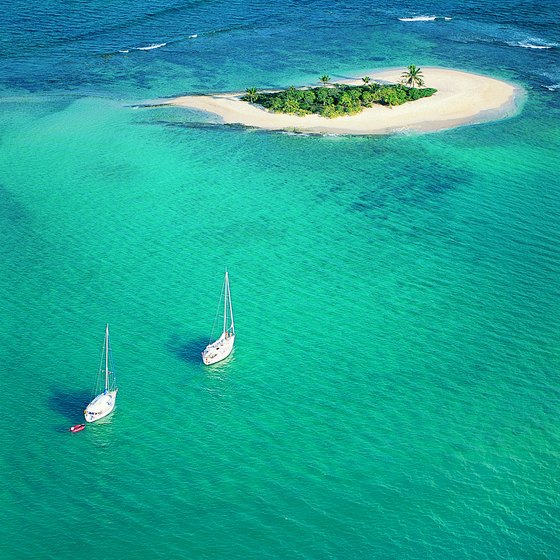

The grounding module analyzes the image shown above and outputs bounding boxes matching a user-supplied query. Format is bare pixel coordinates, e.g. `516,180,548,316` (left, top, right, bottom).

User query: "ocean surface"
1,1,559,558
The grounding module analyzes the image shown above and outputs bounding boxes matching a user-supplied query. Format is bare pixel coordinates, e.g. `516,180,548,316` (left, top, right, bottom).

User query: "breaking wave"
398,15,452,22
516,42,551,49
136,42,167,50
398,16,437,22
507,38,557,49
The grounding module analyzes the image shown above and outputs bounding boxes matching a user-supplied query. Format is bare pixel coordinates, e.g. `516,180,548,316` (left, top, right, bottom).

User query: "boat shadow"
167,333,207,365
49,386,90,423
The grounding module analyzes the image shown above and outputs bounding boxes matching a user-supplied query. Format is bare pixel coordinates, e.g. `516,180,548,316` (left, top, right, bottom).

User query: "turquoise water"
1,1,559,558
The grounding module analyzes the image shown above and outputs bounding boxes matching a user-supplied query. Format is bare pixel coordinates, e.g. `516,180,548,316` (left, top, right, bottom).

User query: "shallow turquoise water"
1,1,559,558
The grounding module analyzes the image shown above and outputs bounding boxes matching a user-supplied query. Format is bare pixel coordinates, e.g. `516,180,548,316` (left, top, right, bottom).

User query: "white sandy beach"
166,67,521,135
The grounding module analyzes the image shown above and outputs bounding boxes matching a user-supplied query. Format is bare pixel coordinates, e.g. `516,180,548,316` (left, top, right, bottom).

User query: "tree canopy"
401,65,425,88
241,70,436,118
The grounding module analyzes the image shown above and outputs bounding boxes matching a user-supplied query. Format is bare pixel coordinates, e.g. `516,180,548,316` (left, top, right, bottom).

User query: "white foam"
398,16,437,22
136,42,167,51
189,34,198,39
544,84,560,91
119,49,129,53
517,42,551,49
509,37,557,49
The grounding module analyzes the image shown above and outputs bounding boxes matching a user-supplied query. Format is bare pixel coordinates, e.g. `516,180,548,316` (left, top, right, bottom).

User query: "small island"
165,67,521,135
241,65,437,118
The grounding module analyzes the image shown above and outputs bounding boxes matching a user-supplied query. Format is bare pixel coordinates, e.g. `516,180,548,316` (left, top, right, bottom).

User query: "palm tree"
245,87,258,103
401,65,425,88
362,76,371,86
319,74,331,87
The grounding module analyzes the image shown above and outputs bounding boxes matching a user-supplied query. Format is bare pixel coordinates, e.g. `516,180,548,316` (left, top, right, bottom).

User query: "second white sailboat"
202,271,235,365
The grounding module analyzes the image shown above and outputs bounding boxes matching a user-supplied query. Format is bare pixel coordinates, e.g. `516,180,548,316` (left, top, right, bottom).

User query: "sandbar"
165,67,522,135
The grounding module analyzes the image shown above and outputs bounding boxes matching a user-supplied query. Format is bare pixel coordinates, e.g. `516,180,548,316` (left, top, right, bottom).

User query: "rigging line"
92,335,106,400
108,344,117,389
208,277,226,345
227,273,234,333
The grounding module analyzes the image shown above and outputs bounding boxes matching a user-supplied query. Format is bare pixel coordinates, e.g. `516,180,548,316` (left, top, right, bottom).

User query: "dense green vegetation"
241,66,437,118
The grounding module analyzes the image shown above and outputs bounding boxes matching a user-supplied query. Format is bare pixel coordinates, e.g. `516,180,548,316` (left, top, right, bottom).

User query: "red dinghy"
70,424,85,433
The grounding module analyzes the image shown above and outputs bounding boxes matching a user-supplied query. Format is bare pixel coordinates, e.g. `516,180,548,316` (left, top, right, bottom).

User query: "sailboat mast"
228,274,234,333
105,323,109,392
223,271,228,335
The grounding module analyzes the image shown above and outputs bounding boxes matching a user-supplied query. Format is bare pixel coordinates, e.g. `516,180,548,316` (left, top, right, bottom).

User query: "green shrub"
244,83,437,117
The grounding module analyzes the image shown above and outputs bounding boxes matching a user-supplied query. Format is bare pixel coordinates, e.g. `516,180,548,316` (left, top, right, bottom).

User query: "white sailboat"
202,271,235,365
84,324,118,422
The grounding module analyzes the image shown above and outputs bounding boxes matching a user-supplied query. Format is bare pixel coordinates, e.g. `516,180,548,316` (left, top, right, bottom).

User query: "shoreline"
163,67,523,135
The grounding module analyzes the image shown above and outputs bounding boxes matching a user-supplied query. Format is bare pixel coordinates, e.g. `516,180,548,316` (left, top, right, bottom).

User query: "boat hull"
84,389,118,422
202,334,235,365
